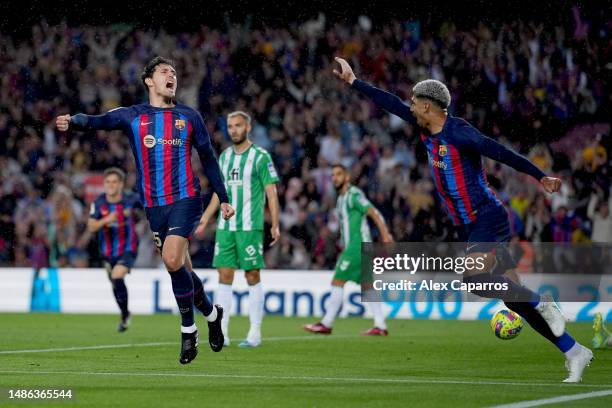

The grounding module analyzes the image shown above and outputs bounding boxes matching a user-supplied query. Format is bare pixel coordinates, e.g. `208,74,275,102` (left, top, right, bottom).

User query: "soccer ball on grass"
490,309,523,340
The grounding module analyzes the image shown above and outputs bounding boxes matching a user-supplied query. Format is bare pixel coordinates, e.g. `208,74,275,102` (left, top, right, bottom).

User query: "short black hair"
141,56,175,90
104,167,126,182
331,163,348,172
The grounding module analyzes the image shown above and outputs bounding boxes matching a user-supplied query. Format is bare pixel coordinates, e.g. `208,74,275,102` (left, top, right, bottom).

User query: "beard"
231,132,248,145
333,181,347,192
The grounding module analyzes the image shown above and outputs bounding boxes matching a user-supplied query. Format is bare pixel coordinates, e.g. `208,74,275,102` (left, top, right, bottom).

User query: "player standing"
332,57,593,382
88,168,141,332
56,57,235,364
304,164,393,336
196,111,280,348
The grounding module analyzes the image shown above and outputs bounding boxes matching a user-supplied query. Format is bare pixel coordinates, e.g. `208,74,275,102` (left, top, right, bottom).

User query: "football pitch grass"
0,313,611,407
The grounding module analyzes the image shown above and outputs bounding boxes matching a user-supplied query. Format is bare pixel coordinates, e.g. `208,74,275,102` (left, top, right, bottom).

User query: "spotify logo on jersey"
143,135,156,148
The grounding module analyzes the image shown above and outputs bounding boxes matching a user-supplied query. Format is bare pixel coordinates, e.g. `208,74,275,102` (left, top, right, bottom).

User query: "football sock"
111,278,129,318
369,302,387,330
321,286,344,328
189,270,214,317
504,301,557,343
557,332,579,356
504,301,576,354
217,283,233,337
248,283,264,341
168,266,195,328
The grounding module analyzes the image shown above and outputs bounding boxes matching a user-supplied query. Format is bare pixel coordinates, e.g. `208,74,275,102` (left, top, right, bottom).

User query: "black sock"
189,270,213,316
111,278,129,318
168,267,195,327
504,301,558,344
463,273,540,303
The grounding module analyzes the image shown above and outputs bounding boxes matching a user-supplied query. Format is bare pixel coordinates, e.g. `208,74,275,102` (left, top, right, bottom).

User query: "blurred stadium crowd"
0,8,610,269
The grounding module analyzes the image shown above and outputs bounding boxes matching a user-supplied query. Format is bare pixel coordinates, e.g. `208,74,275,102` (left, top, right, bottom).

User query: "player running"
196,111,280,348
304,164,393,336
56,56,235,365
88,168,141,332
333,57,593,382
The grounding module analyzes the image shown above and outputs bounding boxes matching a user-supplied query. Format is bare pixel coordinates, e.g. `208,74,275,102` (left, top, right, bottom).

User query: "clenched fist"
56,114,71,131
540,176,562,193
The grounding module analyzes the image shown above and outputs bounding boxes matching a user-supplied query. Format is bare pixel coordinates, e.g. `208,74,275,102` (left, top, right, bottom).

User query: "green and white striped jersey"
217,143,279,231
336,185,373,250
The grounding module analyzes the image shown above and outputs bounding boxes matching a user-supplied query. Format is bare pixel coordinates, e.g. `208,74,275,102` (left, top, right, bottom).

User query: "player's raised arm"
55,108,128,132
456,122,561,193
191,112,234,220
333,57,416,125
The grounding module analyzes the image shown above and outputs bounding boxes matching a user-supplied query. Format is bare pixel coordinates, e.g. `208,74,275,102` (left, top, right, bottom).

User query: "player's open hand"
56,114,71,131
540,176,562,193
220,203,235,220
270,225,280,246
333,57,357,85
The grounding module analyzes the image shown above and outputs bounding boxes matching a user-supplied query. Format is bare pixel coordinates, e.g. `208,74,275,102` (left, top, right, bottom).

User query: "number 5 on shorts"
152,232,163,250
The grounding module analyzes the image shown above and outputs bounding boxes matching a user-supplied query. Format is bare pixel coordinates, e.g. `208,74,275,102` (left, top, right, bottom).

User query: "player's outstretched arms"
333,57,415,125
55,108,126,132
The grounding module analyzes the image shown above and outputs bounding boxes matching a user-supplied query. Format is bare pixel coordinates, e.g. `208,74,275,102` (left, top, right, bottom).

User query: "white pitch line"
0,370,611,390
0,342,175,355
0,334,376,355
489,389,612,408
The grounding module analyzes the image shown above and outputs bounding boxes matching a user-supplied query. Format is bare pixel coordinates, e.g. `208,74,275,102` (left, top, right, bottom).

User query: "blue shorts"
145,197,203,250
457,204,516,273
103,251,137,272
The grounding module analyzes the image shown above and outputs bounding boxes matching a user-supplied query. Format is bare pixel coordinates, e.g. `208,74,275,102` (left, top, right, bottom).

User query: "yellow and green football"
490,309,523,340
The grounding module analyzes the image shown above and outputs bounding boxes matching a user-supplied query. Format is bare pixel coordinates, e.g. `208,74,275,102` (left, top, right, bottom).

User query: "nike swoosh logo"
141,122,152,126
168,227,181,231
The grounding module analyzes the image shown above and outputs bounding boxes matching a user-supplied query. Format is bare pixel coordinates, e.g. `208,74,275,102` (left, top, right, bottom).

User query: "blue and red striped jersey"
71,103,229,207
90,192,141,259
419,121,503,225
353,79,546,225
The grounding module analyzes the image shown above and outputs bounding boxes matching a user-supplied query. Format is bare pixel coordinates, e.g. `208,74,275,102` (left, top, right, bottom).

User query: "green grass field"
0,313,611,407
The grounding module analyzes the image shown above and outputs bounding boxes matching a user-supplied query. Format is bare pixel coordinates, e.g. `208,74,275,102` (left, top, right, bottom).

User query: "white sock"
206,305,218,322
217,283,233,338
248,283,264,342
565,342,583,359
368,297,387,330
181,324,197,334
321,286,344,328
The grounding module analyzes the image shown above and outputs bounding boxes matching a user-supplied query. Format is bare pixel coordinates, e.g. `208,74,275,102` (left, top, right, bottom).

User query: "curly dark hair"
140,56,175,91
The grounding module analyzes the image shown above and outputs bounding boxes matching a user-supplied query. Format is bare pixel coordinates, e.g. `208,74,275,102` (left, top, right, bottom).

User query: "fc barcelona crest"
438,145,448,157
175,119,186,130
